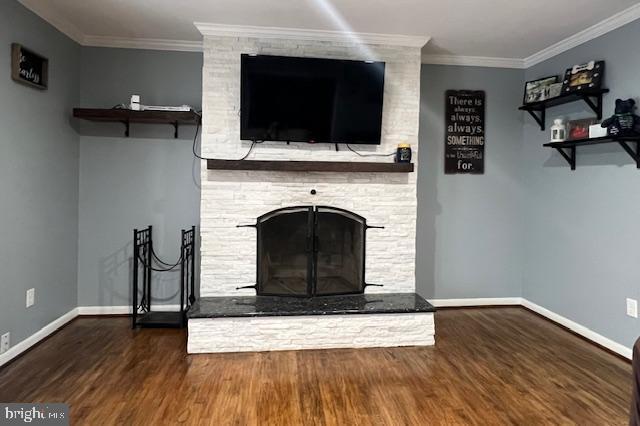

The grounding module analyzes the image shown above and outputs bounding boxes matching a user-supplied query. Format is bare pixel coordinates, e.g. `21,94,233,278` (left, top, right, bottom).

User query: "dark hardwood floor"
0,308,632,425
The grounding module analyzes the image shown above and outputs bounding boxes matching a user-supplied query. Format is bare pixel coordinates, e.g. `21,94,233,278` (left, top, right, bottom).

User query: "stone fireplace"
187,24,435,354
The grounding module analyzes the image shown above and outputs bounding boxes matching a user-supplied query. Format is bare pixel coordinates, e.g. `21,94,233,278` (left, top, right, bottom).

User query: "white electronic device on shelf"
130,94,141,111
142,105,193,112
129,94,193,112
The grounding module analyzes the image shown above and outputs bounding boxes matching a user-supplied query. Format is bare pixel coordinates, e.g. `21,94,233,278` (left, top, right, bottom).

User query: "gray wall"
0,1,80,346
417,65,526,299
77,48,202,306
522,20,640,348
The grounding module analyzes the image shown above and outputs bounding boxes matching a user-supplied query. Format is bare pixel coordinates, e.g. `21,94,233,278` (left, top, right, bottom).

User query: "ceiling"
18,0,640,67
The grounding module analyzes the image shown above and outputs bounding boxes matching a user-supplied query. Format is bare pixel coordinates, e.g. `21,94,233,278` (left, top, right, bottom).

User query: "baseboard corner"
0,307,79,368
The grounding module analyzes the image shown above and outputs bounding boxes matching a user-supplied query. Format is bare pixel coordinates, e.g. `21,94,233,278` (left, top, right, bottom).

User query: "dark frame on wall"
11,43,49,90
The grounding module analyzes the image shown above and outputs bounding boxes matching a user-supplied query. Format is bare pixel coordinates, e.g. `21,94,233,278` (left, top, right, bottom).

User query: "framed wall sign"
11,43,48,90
445,90,485,174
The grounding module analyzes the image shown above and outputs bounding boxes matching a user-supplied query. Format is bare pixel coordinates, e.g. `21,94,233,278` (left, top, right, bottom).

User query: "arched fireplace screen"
243,206,381,297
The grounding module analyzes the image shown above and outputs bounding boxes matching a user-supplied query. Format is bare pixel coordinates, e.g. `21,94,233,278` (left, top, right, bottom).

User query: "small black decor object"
601,99,640,137
396,143,412,163
11,43,48,90
523,76,558,104
561,60,604,94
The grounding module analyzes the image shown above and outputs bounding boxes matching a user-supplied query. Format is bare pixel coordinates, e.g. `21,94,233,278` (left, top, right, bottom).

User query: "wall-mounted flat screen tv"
240,54,385,145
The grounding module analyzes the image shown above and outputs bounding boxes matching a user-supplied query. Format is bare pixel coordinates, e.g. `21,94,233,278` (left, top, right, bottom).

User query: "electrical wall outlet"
627,298,638,318
26,288,35,308
0,333,9,354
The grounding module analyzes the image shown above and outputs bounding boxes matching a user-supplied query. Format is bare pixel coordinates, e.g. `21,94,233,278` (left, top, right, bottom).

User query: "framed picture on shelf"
561,61,605,94
568,118,598,141
523,76,559,104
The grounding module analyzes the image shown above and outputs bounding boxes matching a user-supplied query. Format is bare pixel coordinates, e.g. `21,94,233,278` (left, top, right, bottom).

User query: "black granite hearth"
188,292,434,319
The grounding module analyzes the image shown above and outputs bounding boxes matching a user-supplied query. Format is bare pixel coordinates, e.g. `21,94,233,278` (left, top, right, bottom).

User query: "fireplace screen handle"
365,283,384,288
236,224,257,228
236,284,257,291
366,225,385,230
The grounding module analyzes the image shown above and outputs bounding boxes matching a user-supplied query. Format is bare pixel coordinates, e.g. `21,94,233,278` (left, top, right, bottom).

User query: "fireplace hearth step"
188,293,434,319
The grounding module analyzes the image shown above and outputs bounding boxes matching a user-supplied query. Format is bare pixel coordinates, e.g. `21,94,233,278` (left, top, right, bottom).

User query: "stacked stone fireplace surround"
188,30,435,353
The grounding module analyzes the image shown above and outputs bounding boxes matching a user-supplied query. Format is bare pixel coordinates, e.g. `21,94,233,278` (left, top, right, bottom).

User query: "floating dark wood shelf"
543,135,640,170
73,108,201,138
519,89,609,131
206,159,414,173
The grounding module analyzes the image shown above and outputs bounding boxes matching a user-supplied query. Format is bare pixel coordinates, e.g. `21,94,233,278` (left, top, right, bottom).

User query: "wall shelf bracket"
553,146,576,170
73,108,201,139
121,120,130,137
618,140,640,168
582,94,603,119
519,89,609,131
525,109,546,131
544,136,640,170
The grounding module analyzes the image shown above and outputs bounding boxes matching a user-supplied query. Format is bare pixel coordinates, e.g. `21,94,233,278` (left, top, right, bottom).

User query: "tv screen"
240,54,385,145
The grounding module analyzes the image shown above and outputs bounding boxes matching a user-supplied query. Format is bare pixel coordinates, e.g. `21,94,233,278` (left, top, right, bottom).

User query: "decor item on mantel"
601,99,640,137
11,43,48,90
396,143,412,163
445,90,485,174
550,118,567,142
561,61,605,94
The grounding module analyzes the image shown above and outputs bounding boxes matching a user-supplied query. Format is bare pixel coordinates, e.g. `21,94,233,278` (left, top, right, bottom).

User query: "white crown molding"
524,3,640,68
18,0,85,44
82,36,203,52
421,54,525,69
194,23,430,48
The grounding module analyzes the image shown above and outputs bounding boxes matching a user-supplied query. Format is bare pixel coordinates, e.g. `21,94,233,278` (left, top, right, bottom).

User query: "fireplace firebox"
239,206,383,297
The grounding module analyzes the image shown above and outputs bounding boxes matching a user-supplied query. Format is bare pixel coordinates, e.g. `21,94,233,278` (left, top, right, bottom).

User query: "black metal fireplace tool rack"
132,225,196,328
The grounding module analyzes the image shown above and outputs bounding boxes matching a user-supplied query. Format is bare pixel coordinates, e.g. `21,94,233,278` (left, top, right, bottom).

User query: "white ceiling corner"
194,23,430,48
18,0,84,44
523,2,640,68
15,0,640,69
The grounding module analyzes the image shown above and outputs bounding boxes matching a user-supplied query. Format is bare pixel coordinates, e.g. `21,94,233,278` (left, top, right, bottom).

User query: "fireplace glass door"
257,207,313,296
314,207,365,295
256,206,367,297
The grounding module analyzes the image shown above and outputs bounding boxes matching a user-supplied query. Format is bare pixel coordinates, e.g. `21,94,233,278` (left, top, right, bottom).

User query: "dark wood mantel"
206,159,414,173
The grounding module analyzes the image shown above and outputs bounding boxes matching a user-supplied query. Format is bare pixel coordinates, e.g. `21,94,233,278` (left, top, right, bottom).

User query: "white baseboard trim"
0,308,79,368
2,300,631,369
429,297,523,308
430,297,632,360
520,299,632,360
77,304,181,315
